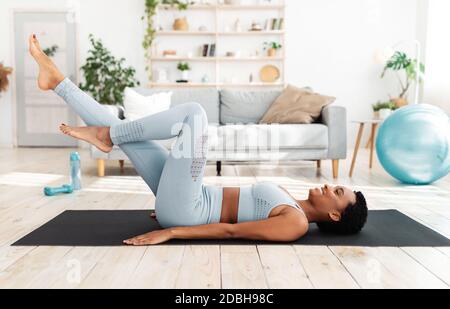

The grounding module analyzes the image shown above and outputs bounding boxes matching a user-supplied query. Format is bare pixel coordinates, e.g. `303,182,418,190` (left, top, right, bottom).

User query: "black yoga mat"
12,210,450,247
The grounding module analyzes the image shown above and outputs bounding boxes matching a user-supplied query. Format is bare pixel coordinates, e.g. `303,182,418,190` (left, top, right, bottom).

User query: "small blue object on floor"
70,152,82,190
376,104,450,185
44,184,74,196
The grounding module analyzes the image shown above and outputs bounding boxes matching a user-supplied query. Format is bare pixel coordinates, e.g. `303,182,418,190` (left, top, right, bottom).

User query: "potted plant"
372,101,397,120
0,63,13,97
79,34,140,116
381,51,425,108
173,16,189,31
177,62,191,81
264,41,282,57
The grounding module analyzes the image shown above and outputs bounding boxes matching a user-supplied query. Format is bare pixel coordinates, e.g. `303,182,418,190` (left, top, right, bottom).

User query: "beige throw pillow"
260,85,336,124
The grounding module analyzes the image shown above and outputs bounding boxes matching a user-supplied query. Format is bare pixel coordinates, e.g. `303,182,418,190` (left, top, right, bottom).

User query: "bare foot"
60,124,113,153
29,34,65,90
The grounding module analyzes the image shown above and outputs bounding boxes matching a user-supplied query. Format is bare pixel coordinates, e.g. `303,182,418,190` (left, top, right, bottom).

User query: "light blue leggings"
55,78,223,228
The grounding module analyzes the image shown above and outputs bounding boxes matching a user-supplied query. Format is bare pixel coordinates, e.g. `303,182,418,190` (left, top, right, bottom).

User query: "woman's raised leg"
29,34,169,195
55,78,172,196
110,103,211,228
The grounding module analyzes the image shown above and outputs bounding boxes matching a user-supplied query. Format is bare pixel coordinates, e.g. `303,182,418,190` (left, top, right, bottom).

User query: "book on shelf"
272,18,278,30
266,18,284,31
201,44,216,57
278,18,284,30
209,44,216,57
202,44,209,57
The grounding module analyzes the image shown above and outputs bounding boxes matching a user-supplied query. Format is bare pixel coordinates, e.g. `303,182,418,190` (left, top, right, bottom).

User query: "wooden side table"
349,119,383,177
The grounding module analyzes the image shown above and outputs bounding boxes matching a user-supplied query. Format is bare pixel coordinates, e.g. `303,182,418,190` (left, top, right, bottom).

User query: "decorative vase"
267,48,277,57
379,109,393,120
201,75,209,83
392,97,408,109
173,17,189,31
181,70,189,81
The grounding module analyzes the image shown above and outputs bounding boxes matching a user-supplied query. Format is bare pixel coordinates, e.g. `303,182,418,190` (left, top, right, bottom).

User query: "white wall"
423,0,450,113
0,0,425,148
285,0,422,144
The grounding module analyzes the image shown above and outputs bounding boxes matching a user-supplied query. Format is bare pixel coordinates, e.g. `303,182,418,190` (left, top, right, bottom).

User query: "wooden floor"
0,147,449,289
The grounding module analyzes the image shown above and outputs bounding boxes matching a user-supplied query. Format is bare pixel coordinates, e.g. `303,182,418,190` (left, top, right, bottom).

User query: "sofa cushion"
133,88,220,124
260,85,335,124
220,89,281,124
216,124,328,150
124,88,172,121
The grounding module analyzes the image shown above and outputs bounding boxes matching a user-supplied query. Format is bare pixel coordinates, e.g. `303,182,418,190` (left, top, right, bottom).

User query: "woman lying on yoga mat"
29,34,368,246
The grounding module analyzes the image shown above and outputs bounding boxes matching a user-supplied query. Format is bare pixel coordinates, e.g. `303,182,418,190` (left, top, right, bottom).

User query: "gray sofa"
91,88,347,178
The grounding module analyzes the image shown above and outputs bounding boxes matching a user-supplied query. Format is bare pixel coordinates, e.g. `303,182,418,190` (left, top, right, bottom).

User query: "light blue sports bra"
237,182,304,223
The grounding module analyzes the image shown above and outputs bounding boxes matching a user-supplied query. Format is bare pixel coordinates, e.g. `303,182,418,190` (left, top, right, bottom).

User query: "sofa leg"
316,160,322,169
97,159,105,177
216,161,222,177
332,160,339,179
119,160,125,174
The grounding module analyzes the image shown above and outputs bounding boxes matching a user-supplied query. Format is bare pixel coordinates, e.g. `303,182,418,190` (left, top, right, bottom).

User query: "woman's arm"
124,210,308,246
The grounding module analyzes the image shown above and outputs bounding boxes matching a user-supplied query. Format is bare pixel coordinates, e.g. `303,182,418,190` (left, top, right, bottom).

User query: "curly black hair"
316,191,368,235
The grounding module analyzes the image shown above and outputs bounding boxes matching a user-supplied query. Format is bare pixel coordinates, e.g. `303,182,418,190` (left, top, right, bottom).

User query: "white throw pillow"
123,88,172,121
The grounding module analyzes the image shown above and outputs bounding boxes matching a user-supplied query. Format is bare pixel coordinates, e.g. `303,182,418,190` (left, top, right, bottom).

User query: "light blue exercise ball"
376,104,450,185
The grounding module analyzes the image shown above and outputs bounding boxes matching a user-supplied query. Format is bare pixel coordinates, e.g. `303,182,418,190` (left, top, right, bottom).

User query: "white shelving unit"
149,0,286,89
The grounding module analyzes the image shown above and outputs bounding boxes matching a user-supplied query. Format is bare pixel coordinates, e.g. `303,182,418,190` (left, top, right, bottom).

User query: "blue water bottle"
70,152,82,190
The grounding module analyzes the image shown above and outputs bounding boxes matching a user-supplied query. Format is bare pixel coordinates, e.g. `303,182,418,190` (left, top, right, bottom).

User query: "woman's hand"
123,229,173,246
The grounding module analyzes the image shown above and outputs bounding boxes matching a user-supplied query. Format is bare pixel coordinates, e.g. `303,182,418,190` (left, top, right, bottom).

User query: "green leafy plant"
43,45,59,57
165,0,190,10
143,0,159,75
79,35,140,105
263,41,283,50
372,101,397,112
143,0,191,78
177,62,191,71
381,51,425,99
